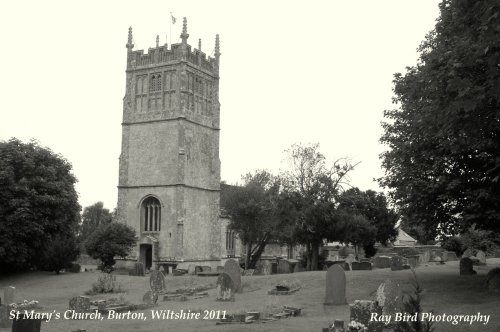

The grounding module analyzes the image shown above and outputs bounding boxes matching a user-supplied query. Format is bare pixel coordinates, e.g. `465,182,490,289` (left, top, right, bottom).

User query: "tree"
85,222,137,273
220,170,281,269
79,202,112,250
338,213,376,257
0,138,81,271
337,188,398,245
281,143,358,270
41,234,80,274
379,0,500,240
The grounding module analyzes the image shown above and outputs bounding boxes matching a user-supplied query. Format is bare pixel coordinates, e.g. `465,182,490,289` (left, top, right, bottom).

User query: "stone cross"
324,264,347,305
224,259,241,292
216,272,235,301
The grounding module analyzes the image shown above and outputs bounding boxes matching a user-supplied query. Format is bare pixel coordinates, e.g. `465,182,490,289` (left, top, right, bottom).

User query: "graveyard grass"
1,260,499,332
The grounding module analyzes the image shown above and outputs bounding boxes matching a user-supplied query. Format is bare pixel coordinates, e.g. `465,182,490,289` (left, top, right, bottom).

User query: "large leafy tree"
282,143,358,270
85,222,137,273
220,170,282,269
0,138,81,271
337,188,398,245
79,202,112,250
380,0,500,241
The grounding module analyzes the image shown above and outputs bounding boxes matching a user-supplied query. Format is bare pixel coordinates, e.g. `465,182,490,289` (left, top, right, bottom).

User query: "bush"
442,236,464,257
86,274,123,295
85,222,137,273
363,243,377,258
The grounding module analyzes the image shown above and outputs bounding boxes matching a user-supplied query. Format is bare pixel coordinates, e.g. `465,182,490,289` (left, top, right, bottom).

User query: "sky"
0,1,441,210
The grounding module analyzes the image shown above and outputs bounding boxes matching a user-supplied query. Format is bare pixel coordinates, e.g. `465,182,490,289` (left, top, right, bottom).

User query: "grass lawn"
1,259,499,332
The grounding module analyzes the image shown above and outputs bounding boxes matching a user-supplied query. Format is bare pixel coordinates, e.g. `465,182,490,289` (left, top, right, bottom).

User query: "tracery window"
142,197,161,232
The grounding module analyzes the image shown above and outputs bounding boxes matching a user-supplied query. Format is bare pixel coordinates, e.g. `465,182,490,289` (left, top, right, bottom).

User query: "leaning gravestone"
216,272,235,301
224,259,242,292
390,256,404,271
69,296,90,313
350,300,383,332
150,270,166,292
324,264,347,305
476,251,487,265
12,313,42,332
459,257,476,275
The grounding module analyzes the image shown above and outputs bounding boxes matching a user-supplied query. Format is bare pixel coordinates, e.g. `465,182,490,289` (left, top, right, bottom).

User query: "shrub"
86,273,123,295
363,243,378,258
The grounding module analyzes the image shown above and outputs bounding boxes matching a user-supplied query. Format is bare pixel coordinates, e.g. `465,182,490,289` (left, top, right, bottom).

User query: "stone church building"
115,18,238,271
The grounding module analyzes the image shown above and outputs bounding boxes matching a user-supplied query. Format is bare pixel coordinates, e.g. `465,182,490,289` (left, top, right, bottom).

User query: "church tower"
116,18,222,270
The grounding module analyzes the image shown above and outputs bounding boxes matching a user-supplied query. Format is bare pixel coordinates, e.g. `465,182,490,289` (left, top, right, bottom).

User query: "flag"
171,13,176,24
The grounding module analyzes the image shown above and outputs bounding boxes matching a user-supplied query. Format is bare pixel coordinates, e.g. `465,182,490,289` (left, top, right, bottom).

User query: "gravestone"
351,262,372,270
149,270,166,292
430,250,444,262
142,290,158,305
390,256,405,271
0,305,11,328
201,266,212,272
459,257,476,275
224,259,242,292
132,262,145,276
445,251,458,261
345,254,356,269
277,259,292,274
462,248,473,258
243,269,255,276
187,264,196,275
419,251,430,264
324,264,347,305
2,286,15,305
216,272,235,301
486,268,500,293
12,314,41,332
350,300,383,332
373,256,391,269
255,260,271,275
476,251,487,265
406,255,419,268
69,296,90,312
377,279,403,316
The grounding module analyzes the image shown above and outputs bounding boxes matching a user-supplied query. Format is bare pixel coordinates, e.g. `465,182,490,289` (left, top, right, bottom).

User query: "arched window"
142,197,161,232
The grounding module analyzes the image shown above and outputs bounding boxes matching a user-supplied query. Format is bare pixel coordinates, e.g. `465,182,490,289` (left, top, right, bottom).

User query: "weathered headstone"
324,264,347,305
216,272,235,301
142,290,158,305
462,248,473,258
277,259,293,274
345,254,356,269
201,266,212,272
149,270,166,292
0,305,11,328
486,268,500,293
459,257,476,275
132,262,145,276
2,286,15,305
187,264,196,275
419,251,430,264
351,262,372,270
376,279,403,316
406,255,419,268
476,250,487,265
69,296,90,312
390,256,404,271
373,256,391,269
445,251,458,261
350,300,383,332
12,314,41,332
224,259,242,292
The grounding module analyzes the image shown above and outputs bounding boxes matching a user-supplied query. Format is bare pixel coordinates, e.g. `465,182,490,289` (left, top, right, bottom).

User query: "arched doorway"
140,244,152,270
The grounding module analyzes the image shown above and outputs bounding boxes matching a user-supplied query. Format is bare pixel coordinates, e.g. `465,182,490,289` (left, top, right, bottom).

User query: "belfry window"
150,74,162,92
142,197,161,232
